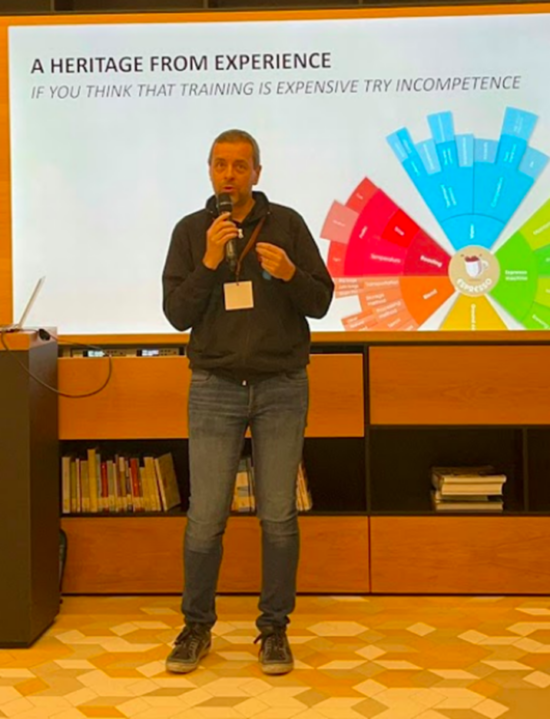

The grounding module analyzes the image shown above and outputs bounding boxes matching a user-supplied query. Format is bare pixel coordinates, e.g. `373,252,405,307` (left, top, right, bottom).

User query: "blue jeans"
182,369,309,631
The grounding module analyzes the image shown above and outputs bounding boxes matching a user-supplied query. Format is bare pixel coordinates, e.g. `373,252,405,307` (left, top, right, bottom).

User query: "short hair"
208,129,261,169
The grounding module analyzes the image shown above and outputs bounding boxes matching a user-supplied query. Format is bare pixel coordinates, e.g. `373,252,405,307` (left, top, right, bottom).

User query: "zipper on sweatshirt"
206,196,271,379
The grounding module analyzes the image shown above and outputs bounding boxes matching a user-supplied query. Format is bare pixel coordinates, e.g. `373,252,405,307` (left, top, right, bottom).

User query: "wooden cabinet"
368,342,550,595
58,353,364,440
59,351,369,593
370,345,550,425
61,515,369,594
371,516,550,594
58,341,550,596
0,333,59,646
59,357,191,439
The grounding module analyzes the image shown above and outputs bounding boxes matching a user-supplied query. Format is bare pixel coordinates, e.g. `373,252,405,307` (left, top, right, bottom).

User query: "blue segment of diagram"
387,107,549,252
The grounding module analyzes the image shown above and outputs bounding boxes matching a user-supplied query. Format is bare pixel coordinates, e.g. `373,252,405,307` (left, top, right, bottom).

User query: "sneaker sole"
260,661,294,675
165,644,210,674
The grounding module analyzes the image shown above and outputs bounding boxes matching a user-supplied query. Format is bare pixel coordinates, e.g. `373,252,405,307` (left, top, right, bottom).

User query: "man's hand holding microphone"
202,193,239,271
203,192,296,282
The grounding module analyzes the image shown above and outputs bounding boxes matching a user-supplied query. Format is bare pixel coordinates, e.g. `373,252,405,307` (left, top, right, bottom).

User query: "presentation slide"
8,11,550,333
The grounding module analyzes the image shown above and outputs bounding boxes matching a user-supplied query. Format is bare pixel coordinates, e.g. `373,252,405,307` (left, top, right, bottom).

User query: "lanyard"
235,216,267,282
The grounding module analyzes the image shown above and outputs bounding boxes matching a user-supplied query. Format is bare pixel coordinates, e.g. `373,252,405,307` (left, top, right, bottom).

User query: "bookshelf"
59,350,370,594
57,335,550,595
369,341,550,594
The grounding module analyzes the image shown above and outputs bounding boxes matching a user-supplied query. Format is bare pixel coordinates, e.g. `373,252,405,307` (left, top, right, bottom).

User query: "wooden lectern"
0,330,60,646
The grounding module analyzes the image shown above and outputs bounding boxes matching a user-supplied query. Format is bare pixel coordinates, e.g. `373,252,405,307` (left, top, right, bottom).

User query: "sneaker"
255,626,294,675
166,624,211,674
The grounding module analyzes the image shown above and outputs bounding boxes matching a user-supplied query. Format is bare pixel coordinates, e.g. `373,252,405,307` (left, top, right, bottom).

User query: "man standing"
162,129,334,675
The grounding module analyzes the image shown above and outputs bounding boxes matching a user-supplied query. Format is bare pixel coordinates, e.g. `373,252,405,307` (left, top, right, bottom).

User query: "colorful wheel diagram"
320,107,550,331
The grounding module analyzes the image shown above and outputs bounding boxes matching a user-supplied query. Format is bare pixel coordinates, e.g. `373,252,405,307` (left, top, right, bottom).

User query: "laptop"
0,276,46,333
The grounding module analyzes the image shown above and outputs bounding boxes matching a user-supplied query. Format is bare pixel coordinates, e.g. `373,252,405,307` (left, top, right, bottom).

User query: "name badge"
224,281,254,311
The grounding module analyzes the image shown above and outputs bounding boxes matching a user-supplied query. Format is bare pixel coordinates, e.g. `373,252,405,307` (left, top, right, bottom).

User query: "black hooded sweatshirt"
162,191,334,382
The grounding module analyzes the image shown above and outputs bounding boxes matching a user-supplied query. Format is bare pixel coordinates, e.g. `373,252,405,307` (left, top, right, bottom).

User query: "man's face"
209,141,261,210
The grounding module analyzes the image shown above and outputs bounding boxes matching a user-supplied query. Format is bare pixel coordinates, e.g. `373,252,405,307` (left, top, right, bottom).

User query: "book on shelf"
230,457,312,514
296,460,313,512
60,346,183,358
150,455,180,511
61,451,180,514
231,457,256,513
430,491,504,512
431,466,507,512
62,451,312,516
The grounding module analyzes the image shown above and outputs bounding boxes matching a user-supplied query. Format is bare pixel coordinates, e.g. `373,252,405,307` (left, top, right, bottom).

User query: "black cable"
0,328,113,399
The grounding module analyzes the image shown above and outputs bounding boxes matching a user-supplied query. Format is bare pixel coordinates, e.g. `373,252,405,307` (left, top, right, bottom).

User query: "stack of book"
231,458,312,513
431,466,506,512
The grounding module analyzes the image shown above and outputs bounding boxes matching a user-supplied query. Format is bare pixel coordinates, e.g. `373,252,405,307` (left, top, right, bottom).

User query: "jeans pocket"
191,370,212,384
285,369,308,381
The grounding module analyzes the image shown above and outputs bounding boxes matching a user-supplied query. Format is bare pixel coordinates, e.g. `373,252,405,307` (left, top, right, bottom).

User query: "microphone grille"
217,193,233,215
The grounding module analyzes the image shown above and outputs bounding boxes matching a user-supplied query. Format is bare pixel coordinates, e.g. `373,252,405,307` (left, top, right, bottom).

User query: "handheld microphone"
216,192,237,270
